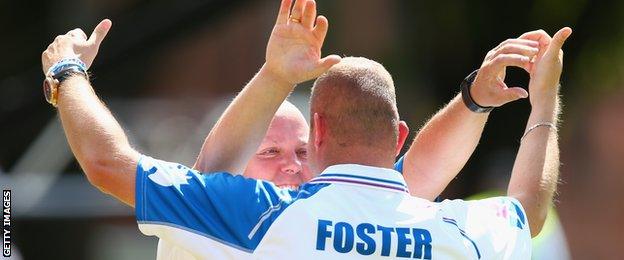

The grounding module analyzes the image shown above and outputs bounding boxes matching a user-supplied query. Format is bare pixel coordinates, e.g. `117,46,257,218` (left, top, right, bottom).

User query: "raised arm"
41,20,140,206
402,37,541,200
193,0,340,173
507,28,571,237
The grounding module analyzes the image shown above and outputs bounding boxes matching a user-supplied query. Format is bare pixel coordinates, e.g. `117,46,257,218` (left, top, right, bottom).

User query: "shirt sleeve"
135,155,293,251
439,196,532,259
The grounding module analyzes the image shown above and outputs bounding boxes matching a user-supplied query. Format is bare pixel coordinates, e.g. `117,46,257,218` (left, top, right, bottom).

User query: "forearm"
507,96,560,237
403,94,488,200
193,0,341,173
193,65,294,173
57,75,139,206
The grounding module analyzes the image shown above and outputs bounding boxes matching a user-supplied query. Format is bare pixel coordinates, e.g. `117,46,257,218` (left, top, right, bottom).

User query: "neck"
316,146,396,173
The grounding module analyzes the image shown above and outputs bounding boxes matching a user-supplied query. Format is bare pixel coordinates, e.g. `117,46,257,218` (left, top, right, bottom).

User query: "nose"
281,152,302,175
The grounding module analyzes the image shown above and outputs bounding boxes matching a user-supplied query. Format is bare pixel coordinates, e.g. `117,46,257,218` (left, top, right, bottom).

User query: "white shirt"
136,156,531,259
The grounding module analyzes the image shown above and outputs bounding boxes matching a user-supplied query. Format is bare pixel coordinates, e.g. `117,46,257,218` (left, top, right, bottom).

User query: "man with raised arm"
193,1,543,201
41,0,570,258
172,1,546,257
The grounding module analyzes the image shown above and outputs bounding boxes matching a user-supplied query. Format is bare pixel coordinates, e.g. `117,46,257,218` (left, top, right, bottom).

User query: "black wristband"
461,69,494,113
55,66,88,84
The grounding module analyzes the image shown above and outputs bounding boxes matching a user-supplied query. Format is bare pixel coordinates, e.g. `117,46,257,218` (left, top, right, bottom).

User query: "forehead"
262,115,309,145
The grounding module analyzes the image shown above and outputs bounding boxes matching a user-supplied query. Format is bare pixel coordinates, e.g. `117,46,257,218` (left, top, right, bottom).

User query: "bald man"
195,101,312,189
156,101,312,259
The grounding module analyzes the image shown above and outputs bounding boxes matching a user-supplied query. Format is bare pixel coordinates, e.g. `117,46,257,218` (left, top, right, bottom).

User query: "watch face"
43,78,52,101
43,77,58,106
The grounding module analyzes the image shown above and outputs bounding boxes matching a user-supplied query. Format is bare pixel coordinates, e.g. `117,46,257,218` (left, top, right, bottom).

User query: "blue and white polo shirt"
136,155,531,259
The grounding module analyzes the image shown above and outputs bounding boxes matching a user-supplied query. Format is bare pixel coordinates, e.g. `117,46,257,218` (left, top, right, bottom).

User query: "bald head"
268,101,309,145
267,100,310,141
310,57,399,153
274,101,307,124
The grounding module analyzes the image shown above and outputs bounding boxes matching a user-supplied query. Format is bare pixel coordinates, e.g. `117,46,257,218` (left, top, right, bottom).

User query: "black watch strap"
57,67,87,83
461,69,494,113
53,66,88,85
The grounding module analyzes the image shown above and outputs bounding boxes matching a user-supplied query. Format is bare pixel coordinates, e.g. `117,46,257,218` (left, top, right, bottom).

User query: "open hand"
264,0,341,85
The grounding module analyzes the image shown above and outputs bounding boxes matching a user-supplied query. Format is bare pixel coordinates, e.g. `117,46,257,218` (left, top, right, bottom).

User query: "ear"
395,120,409,156
313,113,325,150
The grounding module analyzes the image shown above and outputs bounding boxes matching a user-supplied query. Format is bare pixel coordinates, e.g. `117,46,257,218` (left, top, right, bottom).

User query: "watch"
460,69,494,113
43,65,88,107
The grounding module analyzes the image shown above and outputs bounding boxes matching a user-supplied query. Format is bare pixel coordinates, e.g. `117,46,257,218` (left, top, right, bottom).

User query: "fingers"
518,29,551,47
290,0,306,21
276,0,293,25
490,39,538,57
487,39,539,67
495,38,539,50
490,43,539,59
484,54,531,74
301,0,317,29
485,38,540,73
313,15,329,43
67,28,87,40
87,19,112,47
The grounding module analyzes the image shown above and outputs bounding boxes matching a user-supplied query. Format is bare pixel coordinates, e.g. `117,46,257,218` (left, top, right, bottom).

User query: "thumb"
502,87,529,103
546,27,572,54
87,19,112,47
313,55,341,76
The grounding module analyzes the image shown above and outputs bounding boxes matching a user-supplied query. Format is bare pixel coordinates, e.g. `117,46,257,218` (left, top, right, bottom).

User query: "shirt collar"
309,164,408,194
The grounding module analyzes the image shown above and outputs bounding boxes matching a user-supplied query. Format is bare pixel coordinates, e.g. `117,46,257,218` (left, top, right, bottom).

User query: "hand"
264,0,341,85
42,19,112,74
520,28,572,107
469,37,541,107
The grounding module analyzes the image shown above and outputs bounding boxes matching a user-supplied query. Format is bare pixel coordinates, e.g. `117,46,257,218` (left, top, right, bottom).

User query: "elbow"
76,146,139,207
81,157,115,193
77,143,138,193
510,193,549,238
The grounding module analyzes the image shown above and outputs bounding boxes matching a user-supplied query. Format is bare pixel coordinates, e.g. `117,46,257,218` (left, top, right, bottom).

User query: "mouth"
277,184,300,191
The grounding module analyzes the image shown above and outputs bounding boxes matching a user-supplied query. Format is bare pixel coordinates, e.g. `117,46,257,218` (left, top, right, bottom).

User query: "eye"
258,148,279,157
296,149,308,159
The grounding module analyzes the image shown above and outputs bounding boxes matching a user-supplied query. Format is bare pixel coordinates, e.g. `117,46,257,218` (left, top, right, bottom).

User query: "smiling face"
242,102,312,188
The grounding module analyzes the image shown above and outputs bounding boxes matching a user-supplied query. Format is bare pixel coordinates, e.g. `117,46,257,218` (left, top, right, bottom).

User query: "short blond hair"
310,57,399,150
